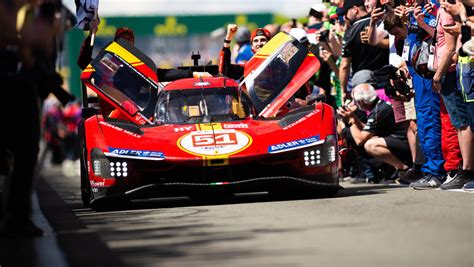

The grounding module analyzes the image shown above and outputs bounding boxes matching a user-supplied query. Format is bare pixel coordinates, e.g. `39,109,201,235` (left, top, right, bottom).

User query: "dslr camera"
318,30,329,43
384,65,412,98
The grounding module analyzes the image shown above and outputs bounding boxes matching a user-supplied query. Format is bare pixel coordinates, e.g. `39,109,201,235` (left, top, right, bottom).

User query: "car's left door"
81,39,159,125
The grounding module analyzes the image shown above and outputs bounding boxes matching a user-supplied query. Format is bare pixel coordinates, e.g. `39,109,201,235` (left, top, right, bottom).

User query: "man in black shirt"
339,0,389,99
338,83,411,171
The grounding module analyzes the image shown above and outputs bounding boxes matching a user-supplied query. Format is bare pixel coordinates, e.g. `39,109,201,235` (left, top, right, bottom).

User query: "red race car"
79,32,341,210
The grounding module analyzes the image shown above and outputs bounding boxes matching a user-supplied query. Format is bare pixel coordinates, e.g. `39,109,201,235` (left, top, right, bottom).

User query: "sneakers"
440,170,471,190
442,169,459,185
396,168,423,185
410,174,445,190
463,181,474,192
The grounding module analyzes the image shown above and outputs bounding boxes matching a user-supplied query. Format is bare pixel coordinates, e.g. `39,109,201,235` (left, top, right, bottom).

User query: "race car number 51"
178,130,252,156
192,133,237,147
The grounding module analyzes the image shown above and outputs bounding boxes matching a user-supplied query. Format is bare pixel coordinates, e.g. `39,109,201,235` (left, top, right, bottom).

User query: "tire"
78,121,91,207
80,146,92,207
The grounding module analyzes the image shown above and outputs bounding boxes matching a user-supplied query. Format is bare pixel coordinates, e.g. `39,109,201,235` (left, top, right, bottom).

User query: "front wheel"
78,121,91,207
80,146,91,207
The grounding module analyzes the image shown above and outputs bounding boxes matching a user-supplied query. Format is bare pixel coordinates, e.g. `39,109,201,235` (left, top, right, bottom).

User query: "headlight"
303,135,337,167
90,149,129,178
303,149,322,166
109,161,128,177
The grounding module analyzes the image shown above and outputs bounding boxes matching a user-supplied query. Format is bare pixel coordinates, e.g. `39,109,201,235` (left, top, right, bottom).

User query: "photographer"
337,83,412,174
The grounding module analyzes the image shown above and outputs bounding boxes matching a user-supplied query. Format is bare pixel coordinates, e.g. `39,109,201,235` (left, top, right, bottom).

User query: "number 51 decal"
192,133,238,147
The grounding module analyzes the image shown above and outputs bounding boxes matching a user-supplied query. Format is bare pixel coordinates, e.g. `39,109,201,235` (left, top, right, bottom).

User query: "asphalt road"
37,164,473,267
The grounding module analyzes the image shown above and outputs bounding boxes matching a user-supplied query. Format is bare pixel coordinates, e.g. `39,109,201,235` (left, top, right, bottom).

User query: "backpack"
411,15,439,79
411,35,436,79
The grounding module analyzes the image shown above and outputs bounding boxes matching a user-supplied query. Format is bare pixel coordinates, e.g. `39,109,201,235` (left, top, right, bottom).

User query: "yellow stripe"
458,56,474,64
83,67,95,73
198,123,223,130
255,32,293,57
105,42,142,64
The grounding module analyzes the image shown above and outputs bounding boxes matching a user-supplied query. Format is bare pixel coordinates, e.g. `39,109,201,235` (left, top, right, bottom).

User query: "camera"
318,30,329,43
384,65,412,98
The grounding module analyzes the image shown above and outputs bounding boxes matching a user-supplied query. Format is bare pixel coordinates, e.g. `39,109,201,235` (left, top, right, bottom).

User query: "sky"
63,0,324,18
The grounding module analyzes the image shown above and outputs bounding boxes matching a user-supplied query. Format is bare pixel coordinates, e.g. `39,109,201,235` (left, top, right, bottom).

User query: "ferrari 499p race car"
79,32,341,210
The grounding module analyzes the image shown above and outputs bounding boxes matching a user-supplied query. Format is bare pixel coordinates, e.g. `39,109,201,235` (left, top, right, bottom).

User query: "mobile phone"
447,0,456,4
377,0,386,11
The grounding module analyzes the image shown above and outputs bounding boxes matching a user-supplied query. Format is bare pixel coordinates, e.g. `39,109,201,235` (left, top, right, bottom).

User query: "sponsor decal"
174,126,194,132
268,135,321,153
282,110,319,130
223,123,249,129
107,148,164,159
90,181,105,187
99,121,142,138
178,129,252,156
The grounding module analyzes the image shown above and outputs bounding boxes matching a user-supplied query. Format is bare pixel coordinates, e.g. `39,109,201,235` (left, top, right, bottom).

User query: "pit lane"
35,164,473,267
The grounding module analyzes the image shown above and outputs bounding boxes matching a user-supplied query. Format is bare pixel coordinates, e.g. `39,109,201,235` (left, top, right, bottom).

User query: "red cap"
250,28,271,42
114,27,135,42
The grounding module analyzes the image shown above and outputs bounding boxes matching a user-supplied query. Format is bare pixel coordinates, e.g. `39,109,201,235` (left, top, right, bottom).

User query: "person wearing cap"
379,7,446,186
338,0,390,101
337,80,411,182
219,24,271,80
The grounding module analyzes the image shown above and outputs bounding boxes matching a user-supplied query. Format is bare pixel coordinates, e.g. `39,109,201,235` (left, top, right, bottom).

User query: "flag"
74,0,99,30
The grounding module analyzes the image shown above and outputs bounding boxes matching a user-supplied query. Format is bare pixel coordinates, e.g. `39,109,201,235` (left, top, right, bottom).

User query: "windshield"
252,44,299,102
243,40,306,114
155,87,252,124
90,52,156,115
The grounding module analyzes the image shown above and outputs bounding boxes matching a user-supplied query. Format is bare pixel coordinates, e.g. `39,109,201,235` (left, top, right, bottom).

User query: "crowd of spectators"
222,0,474,191
76,0,474,191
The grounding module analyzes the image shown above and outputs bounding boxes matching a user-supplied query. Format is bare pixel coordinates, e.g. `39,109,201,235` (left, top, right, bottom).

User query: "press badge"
402,39,410,61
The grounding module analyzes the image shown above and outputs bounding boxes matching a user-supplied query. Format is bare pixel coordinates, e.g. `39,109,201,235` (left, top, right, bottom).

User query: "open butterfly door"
242,32,321,118
81,39,159,125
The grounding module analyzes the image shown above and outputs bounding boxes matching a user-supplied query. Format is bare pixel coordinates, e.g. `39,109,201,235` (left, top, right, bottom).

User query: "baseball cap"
250,28,271,42
352,69,377,88
340,0,365,15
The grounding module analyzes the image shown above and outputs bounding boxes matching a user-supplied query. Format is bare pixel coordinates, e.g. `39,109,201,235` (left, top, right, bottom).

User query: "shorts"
440,71,471,130
383,135,412,166
391,98,416,123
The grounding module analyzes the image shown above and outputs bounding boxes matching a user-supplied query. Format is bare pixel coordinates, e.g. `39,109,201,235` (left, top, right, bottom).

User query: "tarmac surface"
1,164,473,267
